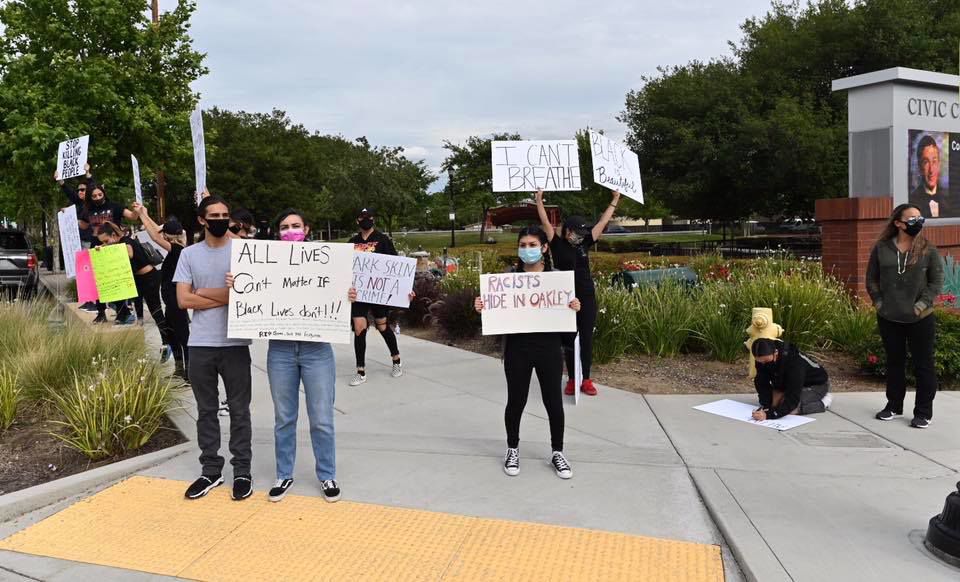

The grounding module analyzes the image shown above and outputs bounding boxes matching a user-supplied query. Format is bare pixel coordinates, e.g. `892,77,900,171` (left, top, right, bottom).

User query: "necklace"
897,250,910,275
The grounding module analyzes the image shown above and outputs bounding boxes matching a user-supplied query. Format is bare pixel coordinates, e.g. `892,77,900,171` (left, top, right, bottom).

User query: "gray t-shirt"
173,240,251,348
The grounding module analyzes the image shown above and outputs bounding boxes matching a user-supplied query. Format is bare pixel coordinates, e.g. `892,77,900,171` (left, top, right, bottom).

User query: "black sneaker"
268,478,293,502
320,479,341,503
875,408,902,421
232,475,253,500
184,475,223,499
911,416,932,429
92,313,107,324
503,447,520,476
79,302,98,312
550,451,573,479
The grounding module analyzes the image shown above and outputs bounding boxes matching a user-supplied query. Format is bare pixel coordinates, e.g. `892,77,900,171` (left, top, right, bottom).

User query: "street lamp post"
447,167,456,248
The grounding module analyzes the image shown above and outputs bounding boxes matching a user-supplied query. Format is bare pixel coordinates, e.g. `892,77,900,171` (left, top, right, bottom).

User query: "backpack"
136,238,164,266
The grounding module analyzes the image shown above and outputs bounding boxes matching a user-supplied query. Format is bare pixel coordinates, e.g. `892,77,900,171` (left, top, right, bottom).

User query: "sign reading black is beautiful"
227,240,354,343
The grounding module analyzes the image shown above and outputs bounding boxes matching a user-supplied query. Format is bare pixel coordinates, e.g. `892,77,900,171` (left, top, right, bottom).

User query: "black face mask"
229,224,242,235
757,359,778,374
904,221,924,237
359,218,374,231
93,198,105,207
205,219,230,238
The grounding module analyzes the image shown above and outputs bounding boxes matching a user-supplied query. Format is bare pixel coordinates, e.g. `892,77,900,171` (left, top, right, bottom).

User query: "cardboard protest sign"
589,131,643,204
56,135,89,180
693,399,816,431
89,244,138,303
228,240,353,343
574,334,583,405
75,250,99,303
131,154,143,205
491,140,581,192
57,206,82,279
352,252,416,308
479,271,577,335
190,105,206,205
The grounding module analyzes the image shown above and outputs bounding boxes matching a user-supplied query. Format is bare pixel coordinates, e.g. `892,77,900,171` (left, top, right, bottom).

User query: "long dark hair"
274,208,307,239
877,203,929,265
514,226,552,272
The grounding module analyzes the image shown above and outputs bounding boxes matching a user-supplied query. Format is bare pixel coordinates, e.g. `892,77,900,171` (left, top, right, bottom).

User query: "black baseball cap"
357,207,376,218
162,217,183,235
563,215,590,232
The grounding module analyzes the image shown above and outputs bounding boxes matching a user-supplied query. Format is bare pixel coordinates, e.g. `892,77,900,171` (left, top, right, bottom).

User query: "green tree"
0,0,206,227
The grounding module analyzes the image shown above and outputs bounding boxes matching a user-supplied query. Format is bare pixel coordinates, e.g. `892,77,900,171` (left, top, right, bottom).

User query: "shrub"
692,284,749,363
632,280,697,357
826,304,877,353
593,284,640,364
0,366,20,431
427,288,482,340
440,267,481,295
856,309,960,388
48,358,180,460
404,274,442,328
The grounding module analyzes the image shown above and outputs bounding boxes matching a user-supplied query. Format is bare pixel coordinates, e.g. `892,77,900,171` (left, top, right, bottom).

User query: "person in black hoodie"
54,163,95,246
750,338,832,421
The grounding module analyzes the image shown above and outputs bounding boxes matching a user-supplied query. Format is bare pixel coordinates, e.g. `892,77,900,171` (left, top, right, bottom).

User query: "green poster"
89,244,138,303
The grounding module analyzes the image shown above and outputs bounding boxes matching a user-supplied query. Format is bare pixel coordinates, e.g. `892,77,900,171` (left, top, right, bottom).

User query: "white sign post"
228,240,354,343
479,271,577,335
352,252,417,308
57,206,82,279
56,135,89,180
491,140,581,192
190,105,206,205
589,131,643,204
131,154,143,205
574,334,583,405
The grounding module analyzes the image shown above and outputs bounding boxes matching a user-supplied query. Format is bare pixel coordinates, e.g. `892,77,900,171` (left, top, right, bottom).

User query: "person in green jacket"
866,203,944,429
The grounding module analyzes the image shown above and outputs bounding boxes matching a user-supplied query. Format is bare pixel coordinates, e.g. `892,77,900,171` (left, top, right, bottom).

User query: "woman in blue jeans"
229,209,356,502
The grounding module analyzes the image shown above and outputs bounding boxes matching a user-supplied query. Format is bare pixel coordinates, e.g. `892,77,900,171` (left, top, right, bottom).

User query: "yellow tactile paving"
0,476,724,582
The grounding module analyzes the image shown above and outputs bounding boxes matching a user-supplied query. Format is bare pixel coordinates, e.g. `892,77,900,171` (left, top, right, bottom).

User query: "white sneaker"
503,448,520,476
391,361,403,378
349,373,367,387
821,393,833,410
550,451,573,479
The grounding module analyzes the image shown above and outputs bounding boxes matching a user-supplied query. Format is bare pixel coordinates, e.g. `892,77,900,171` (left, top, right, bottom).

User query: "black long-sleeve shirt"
61,173,95,241
754,345,829,419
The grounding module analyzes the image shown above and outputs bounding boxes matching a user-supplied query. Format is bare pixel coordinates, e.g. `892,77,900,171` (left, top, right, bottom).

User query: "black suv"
0,229,39,299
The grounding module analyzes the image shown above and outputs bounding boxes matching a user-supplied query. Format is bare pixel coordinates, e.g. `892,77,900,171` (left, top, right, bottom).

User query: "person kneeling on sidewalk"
750,338,832,421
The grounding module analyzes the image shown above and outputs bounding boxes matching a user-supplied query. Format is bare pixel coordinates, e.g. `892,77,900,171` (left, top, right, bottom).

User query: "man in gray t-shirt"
174,195,254,502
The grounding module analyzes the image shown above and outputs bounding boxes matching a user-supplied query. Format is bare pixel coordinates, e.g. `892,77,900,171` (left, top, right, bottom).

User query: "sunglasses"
903,216,925,227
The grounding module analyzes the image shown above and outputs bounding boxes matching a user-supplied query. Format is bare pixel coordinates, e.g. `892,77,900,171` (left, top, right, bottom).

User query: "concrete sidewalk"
3,317,960,580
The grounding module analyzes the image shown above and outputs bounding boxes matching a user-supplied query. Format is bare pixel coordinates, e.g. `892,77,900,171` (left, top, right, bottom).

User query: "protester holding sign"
474,227,579,479
348,207,413,386
535,188,620,397
54,163,95,246
174,195,254,501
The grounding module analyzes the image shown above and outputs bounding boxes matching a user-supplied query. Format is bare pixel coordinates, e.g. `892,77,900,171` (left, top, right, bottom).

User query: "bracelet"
609,204,618,209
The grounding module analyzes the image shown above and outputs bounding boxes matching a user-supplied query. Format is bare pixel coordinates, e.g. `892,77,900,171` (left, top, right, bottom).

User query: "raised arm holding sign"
56,135,89,180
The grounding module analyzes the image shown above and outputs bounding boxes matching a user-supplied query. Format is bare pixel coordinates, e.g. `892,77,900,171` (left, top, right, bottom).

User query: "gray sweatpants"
188,346,252,476
797,382,831,415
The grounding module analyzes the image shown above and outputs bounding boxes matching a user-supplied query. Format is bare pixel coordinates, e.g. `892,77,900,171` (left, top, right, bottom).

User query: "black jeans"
188,346,253,476
161,284,190,365
562,293,596,380
878,314,937,419
134,269,172,346
504,334,565,451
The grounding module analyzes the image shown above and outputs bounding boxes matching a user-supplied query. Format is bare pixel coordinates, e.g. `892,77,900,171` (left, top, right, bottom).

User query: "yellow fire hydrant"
745,307,783,378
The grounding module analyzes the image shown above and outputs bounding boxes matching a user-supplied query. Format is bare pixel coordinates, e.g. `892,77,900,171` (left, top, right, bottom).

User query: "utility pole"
151,0,167,219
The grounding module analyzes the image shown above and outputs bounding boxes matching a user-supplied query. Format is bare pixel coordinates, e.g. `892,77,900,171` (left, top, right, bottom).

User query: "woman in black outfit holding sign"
535,188,620,397
475,226,580,479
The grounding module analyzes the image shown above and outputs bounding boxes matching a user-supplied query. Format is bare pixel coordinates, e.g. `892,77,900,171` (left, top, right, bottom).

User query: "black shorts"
351,302,390,320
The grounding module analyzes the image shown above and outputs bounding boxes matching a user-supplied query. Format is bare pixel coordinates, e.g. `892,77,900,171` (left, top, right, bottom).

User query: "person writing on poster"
535,188,620,397
908,135,949,218
226,209,357,503
750,338,832,421
474,227,579,479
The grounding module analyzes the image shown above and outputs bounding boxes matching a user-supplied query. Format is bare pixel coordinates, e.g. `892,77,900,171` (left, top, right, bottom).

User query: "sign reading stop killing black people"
56,135,89,180
491,140,581,192
352,252,417,308
589,131,644,204
227,240,354,343
479,271,577,335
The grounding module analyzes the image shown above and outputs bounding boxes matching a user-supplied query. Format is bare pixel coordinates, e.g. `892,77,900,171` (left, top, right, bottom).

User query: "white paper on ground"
573,334,582,405
693,399,816,431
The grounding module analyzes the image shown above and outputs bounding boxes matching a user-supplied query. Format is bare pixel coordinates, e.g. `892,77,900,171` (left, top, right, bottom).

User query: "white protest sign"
491,140,581,192
589,131,643,204
479,271,576,335
56,135,89,180
57,206,82,279
228,240,353,343
693,399,816,431
190,105,206,205
135,230,167,260
352,252,416,308
131,154,143,205
574,334,583,405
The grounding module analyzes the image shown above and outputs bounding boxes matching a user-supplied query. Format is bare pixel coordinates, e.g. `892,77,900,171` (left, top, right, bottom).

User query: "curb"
0,442,192,523
688,468,792,582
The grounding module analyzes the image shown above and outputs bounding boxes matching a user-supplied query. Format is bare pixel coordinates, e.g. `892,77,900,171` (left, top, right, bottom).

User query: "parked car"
604,224,631,235
0,229,39,299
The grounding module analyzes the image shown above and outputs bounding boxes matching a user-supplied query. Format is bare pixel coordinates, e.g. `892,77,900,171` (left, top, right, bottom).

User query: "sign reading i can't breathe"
227,240,354,343
352,252,416,308
479,271,577,335
491,140,581,192
56,135,89,180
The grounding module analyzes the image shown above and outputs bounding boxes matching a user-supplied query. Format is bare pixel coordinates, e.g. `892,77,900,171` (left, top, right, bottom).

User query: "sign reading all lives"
352,252,416,308
227,240,353,343
491,140,581,192
479,271,577,336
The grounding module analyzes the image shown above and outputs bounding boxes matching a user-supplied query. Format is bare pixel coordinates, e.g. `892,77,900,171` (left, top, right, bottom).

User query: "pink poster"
75,250,99,303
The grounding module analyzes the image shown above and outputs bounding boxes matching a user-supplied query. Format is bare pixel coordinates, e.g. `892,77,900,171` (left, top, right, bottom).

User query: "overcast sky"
185,1,775,188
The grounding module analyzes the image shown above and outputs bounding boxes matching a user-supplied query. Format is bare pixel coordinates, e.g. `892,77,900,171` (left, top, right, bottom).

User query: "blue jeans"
267,340,337,481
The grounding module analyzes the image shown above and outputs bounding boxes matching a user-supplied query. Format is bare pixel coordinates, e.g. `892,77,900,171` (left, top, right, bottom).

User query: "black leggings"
353,322,400,369
562,294,597,379
504,334,565,451
878,314,937,419
134,269,172,346
162,284,190,365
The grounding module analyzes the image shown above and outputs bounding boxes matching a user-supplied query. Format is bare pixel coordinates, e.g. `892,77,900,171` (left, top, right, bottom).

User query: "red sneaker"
564,379,575,395
581,379,598,396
